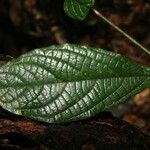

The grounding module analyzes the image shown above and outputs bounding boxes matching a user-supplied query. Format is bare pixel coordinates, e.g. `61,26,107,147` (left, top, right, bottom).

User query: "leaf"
0,44,150,123
64,0,95,20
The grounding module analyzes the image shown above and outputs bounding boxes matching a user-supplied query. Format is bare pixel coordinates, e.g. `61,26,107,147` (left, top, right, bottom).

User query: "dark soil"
0,111,149,150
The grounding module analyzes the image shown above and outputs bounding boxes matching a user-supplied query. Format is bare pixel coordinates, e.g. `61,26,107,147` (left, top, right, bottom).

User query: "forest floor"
0,0,150,149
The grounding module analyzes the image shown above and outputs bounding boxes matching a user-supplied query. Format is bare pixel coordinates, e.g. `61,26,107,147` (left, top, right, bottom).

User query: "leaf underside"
64,0,95,20
0,44,150,123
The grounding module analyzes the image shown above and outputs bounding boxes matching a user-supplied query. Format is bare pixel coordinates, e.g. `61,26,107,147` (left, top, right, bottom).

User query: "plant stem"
92,9,150,56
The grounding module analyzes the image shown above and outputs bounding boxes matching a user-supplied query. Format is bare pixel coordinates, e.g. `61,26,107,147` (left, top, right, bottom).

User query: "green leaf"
64,0,95,20
0,44,150,123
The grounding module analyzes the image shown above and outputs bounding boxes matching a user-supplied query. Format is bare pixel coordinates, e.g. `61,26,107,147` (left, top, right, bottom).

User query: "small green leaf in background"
64,0,95,20
0,44,150,123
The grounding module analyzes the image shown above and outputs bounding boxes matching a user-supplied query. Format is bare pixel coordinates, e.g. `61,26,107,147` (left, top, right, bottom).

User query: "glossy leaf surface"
64,0,95,20
0,44,150,123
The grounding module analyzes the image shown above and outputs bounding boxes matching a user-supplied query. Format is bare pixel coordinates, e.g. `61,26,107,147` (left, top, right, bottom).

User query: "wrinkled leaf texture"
0,44,150,123
64,0,95,20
